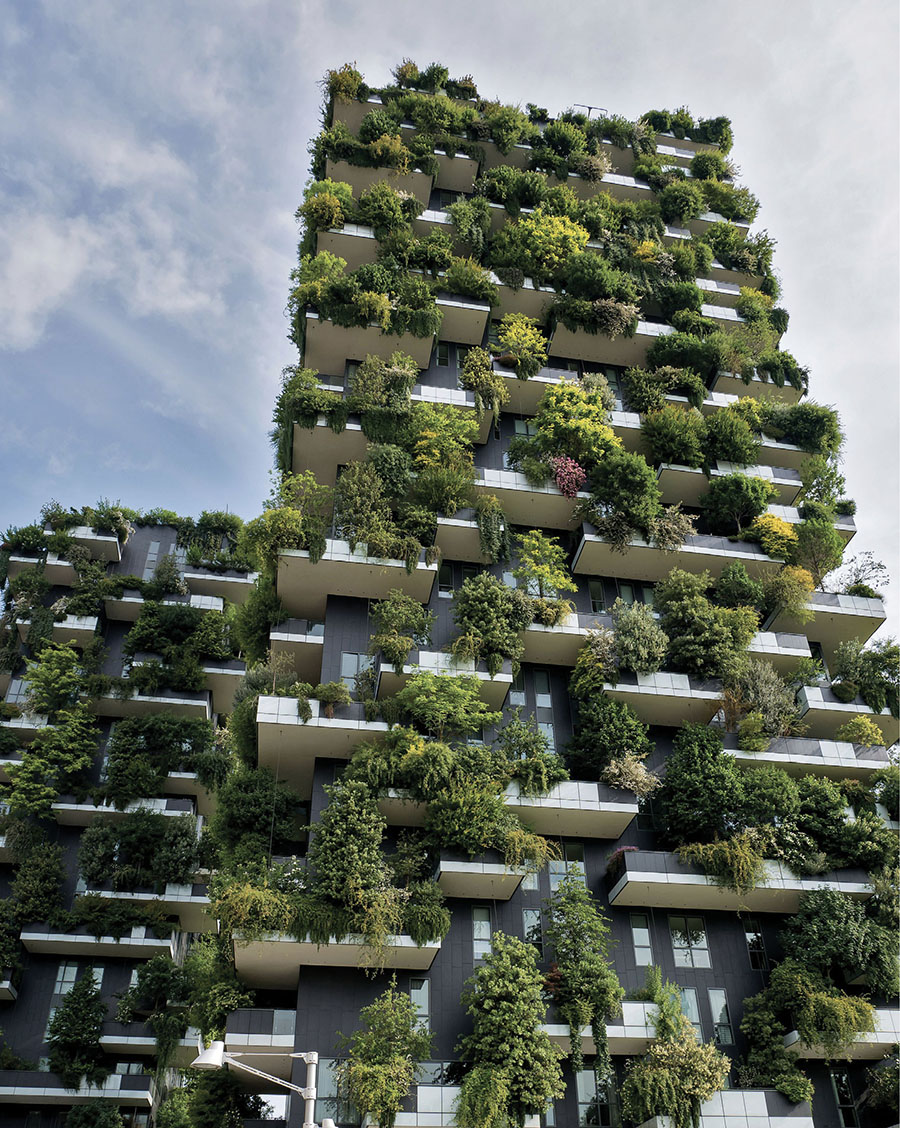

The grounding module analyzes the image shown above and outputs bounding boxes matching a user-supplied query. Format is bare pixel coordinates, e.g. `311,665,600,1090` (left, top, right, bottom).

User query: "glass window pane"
680,987,700,1025
619,583,635,605
588,580,605,613
538,722,555,751
437,343,450,367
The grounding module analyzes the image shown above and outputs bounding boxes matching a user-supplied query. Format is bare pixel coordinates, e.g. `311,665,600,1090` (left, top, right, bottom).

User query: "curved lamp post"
190,1040,336,1128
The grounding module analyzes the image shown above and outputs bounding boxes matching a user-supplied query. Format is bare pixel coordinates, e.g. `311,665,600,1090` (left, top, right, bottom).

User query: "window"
669,915,710,968
472,906,492,960
588,579,606,614
549,842,585,890
564,360,581,374
436,342,450,367
344,360,360,389
829,1068,859,1127
514,418,539,438
456,345,470,372
410,977,430,1032
461,565,480,585
679,987,701,1037
534,669,552,709
315,1058,360,1126
575,1068,615,1126
742,916,768,971
53,963,103,997
630,913,653,966
509,669,526,708
437,189,460,210
521,868,539,892
115,1061,145,1075
618,581,636,606
523,909,543,956
340,652,373,698
636,797,658,832
538,721,556,752
708,988,733,1045
438,563,453,598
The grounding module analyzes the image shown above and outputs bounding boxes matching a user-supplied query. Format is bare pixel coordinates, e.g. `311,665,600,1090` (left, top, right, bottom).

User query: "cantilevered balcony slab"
303,311,434,377
724,734,891,780
181,568,257,604
104,590,224,622
767,591,886,665
796,685,899,746
202,659,246,713
784,1007,900,1060
710,369,803,404
504,779,638,838
318,222,380,268
0,1071,156,1107
573,526,783,582
521,610,601,665
542,1002,657,1056
100,1021,199,1066
51,795,196,827
435,293,490,346
86,884,213,933
90,688,211,721
656,463,803,508
233,932,441,988
166,771,217,817
21,925,182,960
6,553,78,586
277,539,437,619
491,275,556,322
607,850,872,913
376,650,512,708
291,417,369,486
636,1089,814,1128
495,363,578,416
269,618,325,683
548,319,673,368
325,158,433,205
257,695,388,795
433,148,479,193
607,408,646,453
0,711,48,741
746,631,811,675
17,614,98,648
436,858,527,900
60,525,123,562
697,276,742,308
224,1009,297,1080
412,384,494,443
0,980,16,1002
604,671,722,726
770,503,856,544
472,468,586,530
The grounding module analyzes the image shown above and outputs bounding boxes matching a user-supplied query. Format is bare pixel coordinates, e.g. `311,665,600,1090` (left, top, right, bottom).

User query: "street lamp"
190,1040,336,1128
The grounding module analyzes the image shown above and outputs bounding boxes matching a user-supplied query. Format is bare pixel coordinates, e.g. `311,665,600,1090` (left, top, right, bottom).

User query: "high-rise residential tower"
0,59,897,1128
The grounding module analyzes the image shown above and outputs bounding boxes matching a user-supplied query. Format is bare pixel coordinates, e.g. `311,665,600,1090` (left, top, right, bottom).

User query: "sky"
1,0,897,625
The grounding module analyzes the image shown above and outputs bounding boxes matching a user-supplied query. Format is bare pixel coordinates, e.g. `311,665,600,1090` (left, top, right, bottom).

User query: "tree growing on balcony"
46,970,108,1089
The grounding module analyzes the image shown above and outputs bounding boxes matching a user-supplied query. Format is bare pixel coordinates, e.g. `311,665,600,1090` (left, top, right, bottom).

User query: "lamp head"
321,1120,337,1128
190,1040,226,1070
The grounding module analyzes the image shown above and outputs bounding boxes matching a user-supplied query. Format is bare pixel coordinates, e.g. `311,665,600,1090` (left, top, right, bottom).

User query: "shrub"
657,725,743,845
600,753,661,798
494,313,548,380
646,329,732,382
589,447,662,539
654,568,753,679
704,405,762,464
458,347,508,419
567,691,651,778
748,513,798,560
678,828,775,895
526,379,620,470
451,571,530,676
368,589,435,674
790,517,845,587
690,150,728,180
834,715,886,747
725,657,803,739
702,473,777,535
512,530,577,601
394,672,502,740
620,1023,730,1128
611,598,669,675
658,280,703,319
621,365,706,413
47,971,108,1089
641,405,706,468
658,180,705,224
78,812,200,892
714,561,764,611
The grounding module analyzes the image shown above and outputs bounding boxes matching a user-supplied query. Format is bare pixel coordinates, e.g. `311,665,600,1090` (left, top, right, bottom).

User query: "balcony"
607,849,872,913
746,631,812,675
165,770,217,817
656,462,803,508
710,369,803,405
290,416,369,487
435,293,490,346
494,362,578,415
269,618,325,683
181,567,257,604
521,610,598,665
16,614,98,648
0,979,16,1002
697,276,742,308
90,687,211,721
50,795,197,827
201,658,246,713
636,1089,813,1128
104,590,224,622
256,695,389,795
100,1020,198,1066
277,539,437,619
542,1002,657,1056
325,157,433,205
491,275,556,322
225,1008,297,1081
6,552,77,586
378,778,638,839
436,856,527,900
548,318,673,368
21,924,183,960
59,525,123,562
376,650,512,709
473,468,587,530
770,503,856,544
796,685,899,746
784,1007,900,1060
605,671,722,726
233,931,442,988
84,882,213,932
0,1070,157,1106
434,515,493,564
573,524,784,582
504,779,638,837
318,221,380,269
766,590,886,664
303,311,433,377
724,733,891,780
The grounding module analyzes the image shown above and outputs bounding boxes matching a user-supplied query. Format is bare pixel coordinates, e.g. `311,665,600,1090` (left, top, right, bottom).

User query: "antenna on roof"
573,104,608,119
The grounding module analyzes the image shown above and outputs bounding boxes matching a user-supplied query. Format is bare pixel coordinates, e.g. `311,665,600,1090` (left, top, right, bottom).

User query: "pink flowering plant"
548,455,586,498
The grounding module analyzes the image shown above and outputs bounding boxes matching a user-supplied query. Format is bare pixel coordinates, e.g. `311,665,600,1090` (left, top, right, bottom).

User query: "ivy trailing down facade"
0,58,898,1128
